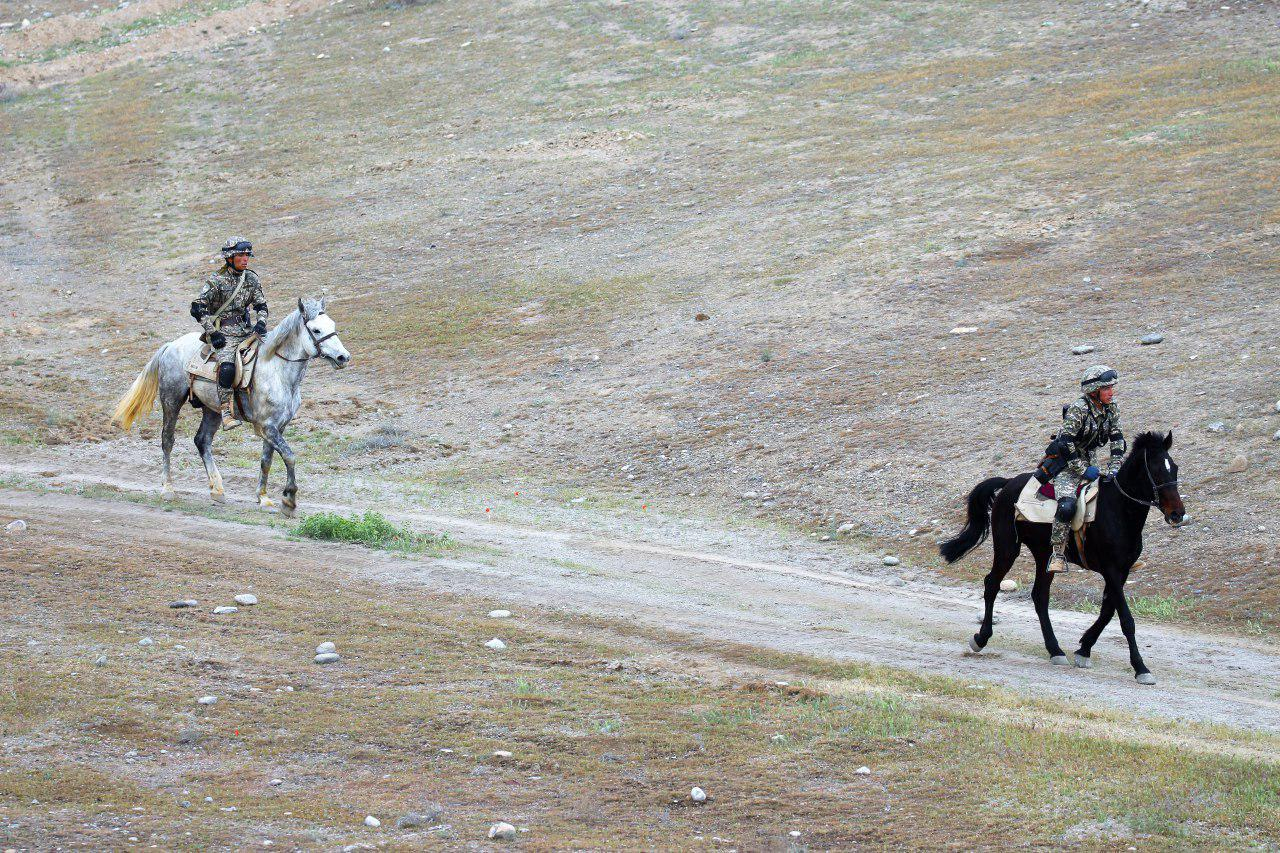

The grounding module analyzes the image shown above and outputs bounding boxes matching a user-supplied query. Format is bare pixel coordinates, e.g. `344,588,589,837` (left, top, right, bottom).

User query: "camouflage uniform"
193,264,268,401
1050,366,1124,562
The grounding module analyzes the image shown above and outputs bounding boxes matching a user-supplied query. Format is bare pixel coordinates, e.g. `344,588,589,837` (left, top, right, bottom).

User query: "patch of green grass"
294,510,454,553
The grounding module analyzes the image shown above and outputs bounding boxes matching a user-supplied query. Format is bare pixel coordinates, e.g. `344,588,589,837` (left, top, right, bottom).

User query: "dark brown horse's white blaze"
938,431,1186,685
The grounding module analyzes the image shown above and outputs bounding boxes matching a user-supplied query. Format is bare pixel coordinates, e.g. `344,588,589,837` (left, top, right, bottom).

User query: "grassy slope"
1,507,1278,849
1,5,1278,615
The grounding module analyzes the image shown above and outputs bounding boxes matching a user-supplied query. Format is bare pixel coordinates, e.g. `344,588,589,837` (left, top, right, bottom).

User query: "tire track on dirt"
2,462,1278,740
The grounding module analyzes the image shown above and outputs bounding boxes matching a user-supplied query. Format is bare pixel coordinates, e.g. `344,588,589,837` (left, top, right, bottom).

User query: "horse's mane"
262,309,302,360
1129,431,1169,455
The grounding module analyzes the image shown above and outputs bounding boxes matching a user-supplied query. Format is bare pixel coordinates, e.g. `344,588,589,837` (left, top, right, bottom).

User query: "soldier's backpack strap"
207,272,249,329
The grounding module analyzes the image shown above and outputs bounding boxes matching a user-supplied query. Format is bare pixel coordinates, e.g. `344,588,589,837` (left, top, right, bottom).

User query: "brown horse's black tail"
939,477,1009,563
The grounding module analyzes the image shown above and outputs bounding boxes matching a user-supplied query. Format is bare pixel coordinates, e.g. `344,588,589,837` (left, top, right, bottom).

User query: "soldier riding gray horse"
113,285,350,517
192,237,269,430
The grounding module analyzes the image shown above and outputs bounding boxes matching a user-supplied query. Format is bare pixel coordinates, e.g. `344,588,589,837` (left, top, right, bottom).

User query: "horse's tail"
939,476,1010,564
112,345,165,431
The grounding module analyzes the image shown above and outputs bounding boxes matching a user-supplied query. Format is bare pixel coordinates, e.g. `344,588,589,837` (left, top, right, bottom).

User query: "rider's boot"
1047,519,1072,573
1047,553,1069,574
219,393,242,431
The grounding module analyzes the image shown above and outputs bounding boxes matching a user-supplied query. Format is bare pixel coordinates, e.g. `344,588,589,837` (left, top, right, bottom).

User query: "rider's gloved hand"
209,331,227,349
253,320,267,337
1083,465,1100,482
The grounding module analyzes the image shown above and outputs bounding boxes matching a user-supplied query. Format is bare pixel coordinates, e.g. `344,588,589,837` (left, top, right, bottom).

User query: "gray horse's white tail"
112,345,166,431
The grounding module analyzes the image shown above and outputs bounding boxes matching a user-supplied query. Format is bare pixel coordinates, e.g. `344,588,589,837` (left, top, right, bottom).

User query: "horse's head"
299,297,350,369
1134,431,1185,526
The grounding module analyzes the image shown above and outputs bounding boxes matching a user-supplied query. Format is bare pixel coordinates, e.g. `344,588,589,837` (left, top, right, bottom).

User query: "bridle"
276,302,339,364
1108,448,1177,511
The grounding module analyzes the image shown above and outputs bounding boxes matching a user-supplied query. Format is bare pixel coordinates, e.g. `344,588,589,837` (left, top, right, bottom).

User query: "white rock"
949,326,977,335
485,638,507,651
741,490,760,500
999,579,1017,592
316,642,336,654
138,637,154,646
855,766,871,775
1273,430,1280,442
1140,333,1164,345
492,750,513,761
197,696,218,706
488,822,517,840
1071,344,1095,355
837,522,854,535
488,610,512,619
269,778,283,786
1226,455,1248,474
5,519,27,534
213,606,238,615
94,654,108,666
1274,400,1280,413
234,594,258,606
690,786,707,803
314,652,341,664
364,815,380,828
883,556,900,566
169,600,199,608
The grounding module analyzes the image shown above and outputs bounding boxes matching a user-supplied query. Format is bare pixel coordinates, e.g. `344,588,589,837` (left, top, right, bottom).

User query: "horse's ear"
297,297,306,318
319,296,327,313
1163,431,1173,450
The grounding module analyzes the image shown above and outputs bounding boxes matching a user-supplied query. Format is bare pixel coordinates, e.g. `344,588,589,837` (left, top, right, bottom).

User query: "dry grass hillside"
2,0,1278,632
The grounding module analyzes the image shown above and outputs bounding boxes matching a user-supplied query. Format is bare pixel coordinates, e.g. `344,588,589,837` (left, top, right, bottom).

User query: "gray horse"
113,297,350,516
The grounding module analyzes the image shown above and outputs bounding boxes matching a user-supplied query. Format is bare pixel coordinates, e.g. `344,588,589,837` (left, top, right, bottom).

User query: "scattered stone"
1139,333,1164,345
689,786,707,803
999,579,1017,592
484,638,507,651
492,750,514,762
1207,422,1226,433
819,534,831,542
488,610,512,619
883,556,900,566
180,801,191,808
886,577,905,587
364,815,380,828
949,326,977,335
94,654,108,666
694,313,711,322
1274,400,1280,414
197,696,218,706
234,594,259,606
269,779,284,786
1226,455,1249,474
213,606,239,615
5,519,27,534
741,490,760,500
837,522,854,535
488,822,517,841
855,766,871,775
177,729,201,745
316,642,337,654
169,600,199,608
1273,430,1280,442
1071,344,1095,355
138,637,154,646
314,652,341,664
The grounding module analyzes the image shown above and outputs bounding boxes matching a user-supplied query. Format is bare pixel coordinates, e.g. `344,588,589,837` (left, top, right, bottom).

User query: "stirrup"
1047,555,1070,574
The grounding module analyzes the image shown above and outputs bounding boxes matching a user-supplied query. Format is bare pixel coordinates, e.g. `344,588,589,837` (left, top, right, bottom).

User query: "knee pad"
1055,496,1078,523
217,361,237,389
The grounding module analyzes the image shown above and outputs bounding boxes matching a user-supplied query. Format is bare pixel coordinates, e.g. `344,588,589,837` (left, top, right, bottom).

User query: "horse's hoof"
281,505,296,519
211,492,228,505
1073,653,1092,669
968,636,983,654
1050,655,1070,666
1135,672,1157,686
258,496,276,509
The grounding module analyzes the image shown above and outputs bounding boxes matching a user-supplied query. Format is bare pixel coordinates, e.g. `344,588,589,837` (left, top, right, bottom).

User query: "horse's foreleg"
1074,587,1115,668
971,517,1019,653
265,426,297,517
194,408,226,503
257,439,276,508
1107,576,1154,684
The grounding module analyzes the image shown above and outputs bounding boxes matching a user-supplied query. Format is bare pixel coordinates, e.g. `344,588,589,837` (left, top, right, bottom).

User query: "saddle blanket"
1013,477,1099,530
185,338,259,389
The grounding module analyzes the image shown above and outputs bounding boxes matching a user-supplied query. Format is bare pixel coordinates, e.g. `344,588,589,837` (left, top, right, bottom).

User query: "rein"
275,312,338,363
1108,449,1176,510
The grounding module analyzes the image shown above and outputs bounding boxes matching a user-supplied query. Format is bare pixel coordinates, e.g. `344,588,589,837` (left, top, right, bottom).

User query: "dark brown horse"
939,431,1186,685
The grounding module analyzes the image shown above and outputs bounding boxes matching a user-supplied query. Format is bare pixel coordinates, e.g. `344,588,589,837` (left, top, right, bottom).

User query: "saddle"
186,336,261,391
1013,477,1100,531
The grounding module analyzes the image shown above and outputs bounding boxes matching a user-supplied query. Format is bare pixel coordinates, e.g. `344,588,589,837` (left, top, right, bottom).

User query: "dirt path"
4,460,1277,737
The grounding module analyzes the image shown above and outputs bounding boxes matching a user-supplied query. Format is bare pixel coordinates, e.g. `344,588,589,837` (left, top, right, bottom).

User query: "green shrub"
295,511,452,553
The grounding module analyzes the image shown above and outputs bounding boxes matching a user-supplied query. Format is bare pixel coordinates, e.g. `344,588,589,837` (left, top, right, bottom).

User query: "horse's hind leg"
194,407,226,503
257,439,276,509
971,512,1019,653
159,395,180,497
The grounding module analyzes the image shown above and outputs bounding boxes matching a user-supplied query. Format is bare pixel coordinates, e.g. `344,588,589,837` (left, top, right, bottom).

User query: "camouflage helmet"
1081,364,1118,395
220,237,254,259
